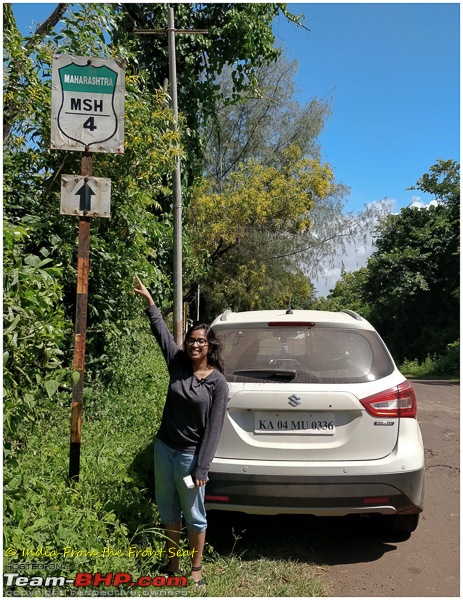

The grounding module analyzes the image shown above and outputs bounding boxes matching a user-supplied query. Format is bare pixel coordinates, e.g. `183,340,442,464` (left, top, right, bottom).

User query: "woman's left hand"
195,478,207,488
134,275,155,307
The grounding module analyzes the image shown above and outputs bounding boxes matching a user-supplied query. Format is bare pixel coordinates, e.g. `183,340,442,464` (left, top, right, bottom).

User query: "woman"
134,275,228,588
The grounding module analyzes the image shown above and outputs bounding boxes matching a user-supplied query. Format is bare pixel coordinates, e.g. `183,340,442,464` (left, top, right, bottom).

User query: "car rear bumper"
205,468,425,516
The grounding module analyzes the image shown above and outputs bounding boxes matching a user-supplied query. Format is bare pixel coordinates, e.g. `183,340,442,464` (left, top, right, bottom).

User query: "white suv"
206,308,425,533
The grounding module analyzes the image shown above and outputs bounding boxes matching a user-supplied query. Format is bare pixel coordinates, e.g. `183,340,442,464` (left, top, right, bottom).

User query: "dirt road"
321,380,460,597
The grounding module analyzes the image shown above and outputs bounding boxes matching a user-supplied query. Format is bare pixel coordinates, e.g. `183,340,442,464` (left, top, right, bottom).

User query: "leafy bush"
4,3,182,403
3,220,71,451
435,340,460,375
400,340,460,378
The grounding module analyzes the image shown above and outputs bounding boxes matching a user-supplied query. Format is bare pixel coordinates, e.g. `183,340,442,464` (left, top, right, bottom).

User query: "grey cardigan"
146,304,229,480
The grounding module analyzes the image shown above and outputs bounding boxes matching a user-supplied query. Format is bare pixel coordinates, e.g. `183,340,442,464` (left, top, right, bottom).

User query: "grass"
203,554,328,596
4,322,328,597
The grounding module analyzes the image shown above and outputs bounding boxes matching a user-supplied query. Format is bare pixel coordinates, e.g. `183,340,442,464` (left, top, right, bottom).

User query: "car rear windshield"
214,326,395,383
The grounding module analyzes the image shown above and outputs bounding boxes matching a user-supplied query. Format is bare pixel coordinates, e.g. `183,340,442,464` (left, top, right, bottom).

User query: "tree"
312,268,371,318
3,3,68,142
112,3,304,184
186,144,333,318
191,145,333,250
186,48,391,318
364,161,459,363
3,2,182,431
407,159,460,203
203,53,331,186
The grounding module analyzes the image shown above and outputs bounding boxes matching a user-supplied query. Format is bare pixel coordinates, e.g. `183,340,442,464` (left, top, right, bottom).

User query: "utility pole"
134,8,207,345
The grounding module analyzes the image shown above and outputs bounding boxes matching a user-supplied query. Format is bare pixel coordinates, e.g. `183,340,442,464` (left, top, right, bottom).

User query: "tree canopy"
3,3,182,441
187,144,334,318
112,3,304,182
202,53,331,184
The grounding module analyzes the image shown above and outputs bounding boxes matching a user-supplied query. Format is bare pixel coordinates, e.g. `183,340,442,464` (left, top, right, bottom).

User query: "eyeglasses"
186,337,208,347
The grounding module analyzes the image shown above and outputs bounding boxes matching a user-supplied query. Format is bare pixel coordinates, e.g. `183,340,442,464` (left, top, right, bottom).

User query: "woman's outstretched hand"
134,275,155,307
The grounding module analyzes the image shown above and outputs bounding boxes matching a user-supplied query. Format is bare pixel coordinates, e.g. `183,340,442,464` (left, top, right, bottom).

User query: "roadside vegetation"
400,341,460,380
314,159,460,379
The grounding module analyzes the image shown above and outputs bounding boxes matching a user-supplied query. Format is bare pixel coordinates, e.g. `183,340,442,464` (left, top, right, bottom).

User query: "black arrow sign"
75,181,95,212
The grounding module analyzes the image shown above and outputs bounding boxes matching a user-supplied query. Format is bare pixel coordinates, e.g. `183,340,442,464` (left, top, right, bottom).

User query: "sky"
272,3,460,294
274,3,460,212
10,2,461,296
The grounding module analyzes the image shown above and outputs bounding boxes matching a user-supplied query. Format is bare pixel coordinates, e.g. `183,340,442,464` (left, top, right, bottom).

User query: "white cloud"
408,196,427,209
408,195,441,209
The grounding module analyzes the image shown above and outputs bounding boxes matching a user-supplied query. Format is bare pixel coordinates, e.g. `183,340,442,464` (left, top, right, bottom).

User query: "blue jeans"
154,439,207,533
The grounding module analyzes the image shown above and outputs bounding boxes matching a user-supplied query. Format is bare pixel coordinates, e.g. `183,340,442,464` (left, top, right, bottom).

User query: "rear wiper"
233,368,297,379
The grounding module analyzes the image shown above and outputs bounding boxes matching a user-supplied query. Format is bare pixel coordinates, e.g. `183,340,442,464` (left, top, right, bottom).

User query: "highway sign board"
51,55,124,153
61,175,111,217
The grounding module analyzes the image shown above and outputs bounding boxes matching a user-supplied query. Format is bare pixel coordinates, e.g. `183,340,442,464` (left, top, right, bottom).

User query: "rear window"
214,326,394,383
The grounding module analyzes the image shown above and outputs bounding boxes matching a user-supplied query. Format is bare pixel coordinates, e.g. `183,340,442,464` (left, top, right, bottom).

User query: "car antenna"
286,297,293,315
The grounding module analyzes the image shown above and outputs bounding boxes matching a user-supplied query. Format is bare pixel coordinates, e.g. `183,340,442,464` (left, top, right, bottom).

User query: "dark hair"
183,322,224,374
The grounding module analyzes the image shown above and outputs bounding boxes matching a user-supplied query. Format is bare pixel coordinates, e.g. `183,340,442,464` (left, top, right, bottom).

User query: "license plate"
255,412,335,435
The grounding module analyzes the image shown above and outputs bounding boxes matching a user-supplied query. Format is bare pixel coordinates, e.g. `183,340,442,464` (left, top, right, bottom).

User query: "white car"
206,308,425,533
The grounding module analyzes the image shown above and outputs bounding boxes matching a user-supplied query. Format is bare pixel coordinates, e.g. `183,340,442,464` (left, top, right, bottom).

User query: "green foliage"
407,158,460,203
203,53,332,185
113,3,303,180
188,146,333,318
316,161,459,369
3,326,170,581
192,49,388,320
4,4,182,391
200,255,314,320
365,195,459,363
190,145,333,248
3,220,71,450
3,4,51,142
312,268,371,318
400,341,460,378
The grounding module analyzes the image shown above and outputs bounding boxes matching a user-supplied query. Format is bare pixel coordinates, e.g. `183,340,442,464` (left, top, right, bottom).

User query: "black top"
146,305,229,480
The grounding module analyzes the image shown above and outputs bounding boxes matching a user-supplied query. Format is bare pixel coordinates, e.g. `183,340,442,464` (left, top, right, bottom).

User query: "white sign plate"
61,175,111,218
51,55,124,153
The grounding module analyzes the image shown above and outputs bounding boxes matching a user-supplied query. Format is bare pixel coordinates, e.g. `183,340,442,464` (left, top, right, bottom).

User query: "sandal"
191,565,206,590
159,564,180,577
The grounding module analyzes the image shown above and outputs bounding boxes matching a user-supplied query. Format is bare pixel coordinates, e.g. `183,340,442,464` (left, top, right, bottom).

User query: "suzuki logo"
288,394,301,407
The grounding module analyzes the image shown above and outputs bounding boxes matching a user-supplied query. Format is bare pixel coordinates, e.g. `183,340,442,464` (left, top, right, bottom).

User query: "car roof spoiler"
340,309,363,321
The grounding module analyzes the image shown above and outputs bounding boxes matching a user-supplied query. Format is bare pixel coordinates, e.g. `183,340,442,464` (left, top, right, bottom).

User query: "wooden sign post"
51,55,125,482
69,153,92,481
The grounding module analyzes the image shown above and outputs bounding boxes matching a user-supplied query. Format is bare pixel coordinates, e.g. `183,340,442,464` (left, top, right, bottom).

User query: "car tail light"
360,381,417,418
